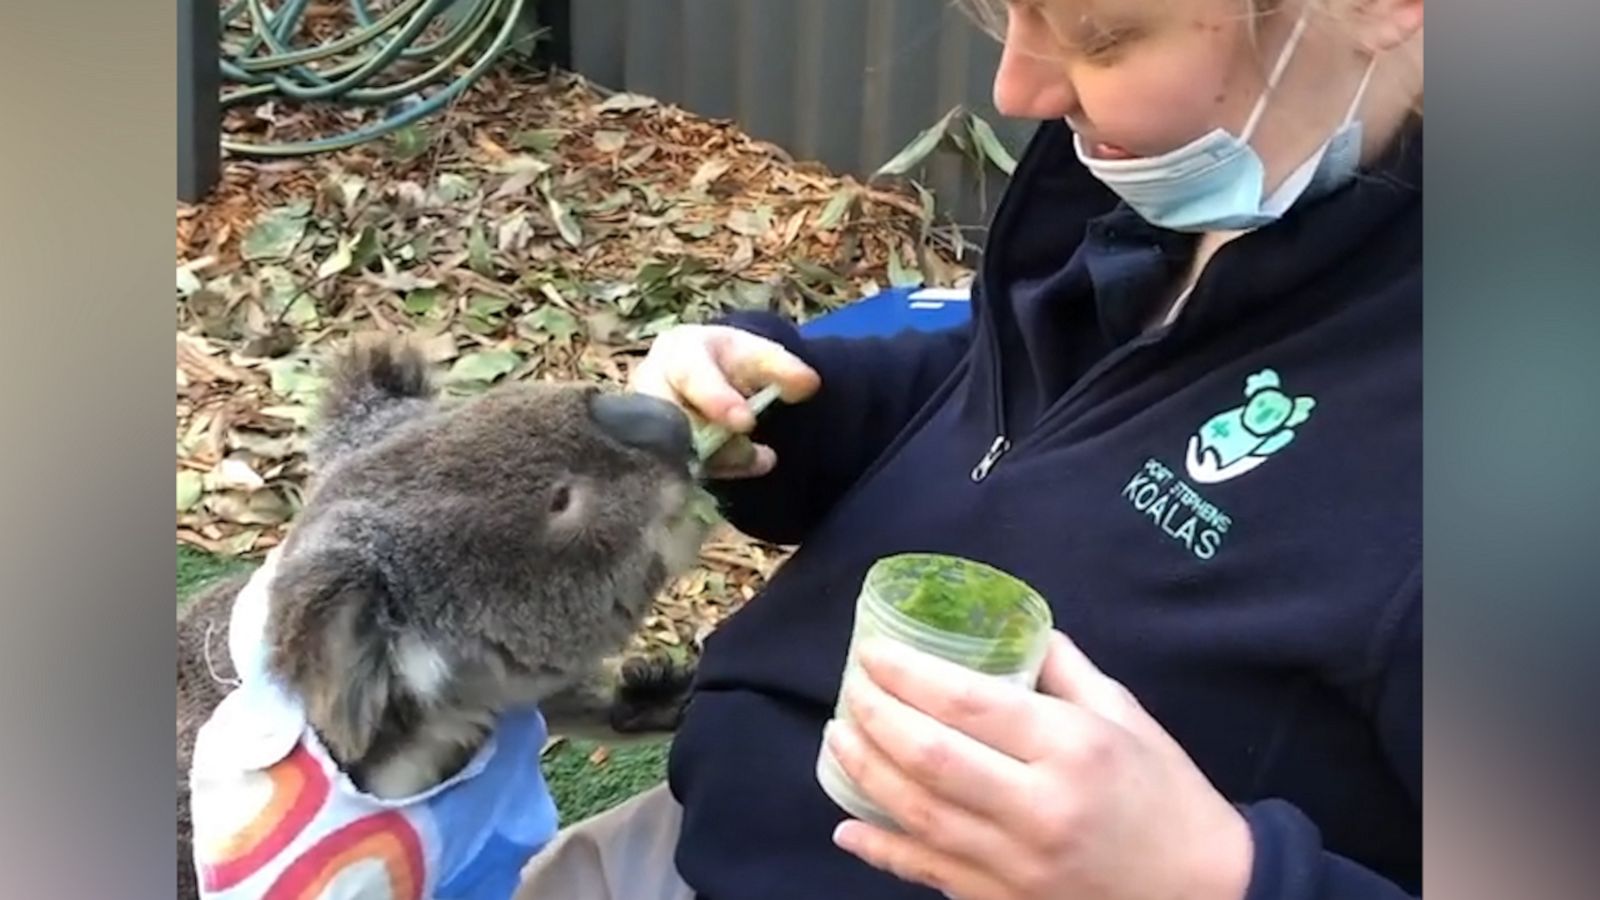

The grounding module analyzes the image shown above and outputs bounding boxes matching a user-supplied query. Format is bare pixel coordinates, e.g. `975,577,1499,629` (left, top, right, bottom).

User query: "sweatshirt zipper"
969,434,1011,482
968,128,1030,485
971,242,1179,482
973,325,1168,482
965,123,1182,484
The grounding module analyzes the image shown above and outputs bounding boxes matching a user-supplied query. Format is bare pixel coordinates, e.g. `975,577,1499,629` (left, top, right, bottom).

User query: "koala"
175,335,712,899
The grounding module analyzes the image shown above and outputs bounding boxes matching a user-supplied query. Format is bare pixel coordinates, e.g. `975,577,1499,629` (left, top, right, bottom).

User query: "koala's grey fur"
175,335,709,899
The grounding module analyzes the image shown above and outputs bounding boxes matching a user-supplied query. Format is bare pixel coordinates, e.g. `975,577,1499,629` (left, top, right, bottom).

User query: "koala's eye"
549,484,574,516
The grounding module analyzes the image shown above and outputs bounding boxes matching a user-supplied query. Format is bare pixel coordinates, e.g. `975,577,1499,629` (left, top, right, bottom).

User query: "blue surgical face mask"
1070,13,1377,233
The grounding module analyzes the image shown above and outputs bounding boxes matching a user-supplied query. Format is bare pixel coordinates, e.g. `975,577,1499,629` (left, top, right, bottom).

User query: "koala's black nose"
589,391,695,466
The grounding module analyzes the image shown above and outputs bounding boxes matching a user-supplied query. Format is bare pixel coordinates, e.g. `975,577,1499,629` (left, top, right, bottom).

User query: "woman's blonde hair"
951,0,1421,111
954,1,1332,39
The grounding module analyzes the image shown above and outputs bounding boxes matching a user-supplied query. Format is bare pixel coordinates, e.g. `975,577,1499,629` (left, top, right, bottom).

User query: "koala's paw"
608,654,696,734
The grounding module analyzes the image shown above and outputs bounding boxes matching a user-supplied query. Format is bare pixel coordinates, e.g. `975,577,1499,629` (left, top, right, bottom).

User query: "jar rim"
856,552,1052,672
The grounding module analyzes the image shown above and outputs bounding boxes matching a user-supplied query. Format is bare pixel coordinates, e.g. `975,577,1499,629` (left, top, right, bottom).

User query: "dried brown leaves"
177,69,971,646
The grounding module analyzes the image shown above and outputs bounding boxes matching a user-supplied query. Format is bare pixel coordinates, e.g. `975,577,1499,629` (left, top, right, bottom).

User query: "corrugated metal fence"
556,0,1038,229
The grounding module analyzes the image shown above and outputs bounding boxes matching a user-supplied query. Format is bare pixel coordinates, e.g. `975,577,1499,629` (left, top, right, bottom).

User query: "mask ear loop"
1342,54,1379,125
1161,46,1383,329
1240,11,1312,143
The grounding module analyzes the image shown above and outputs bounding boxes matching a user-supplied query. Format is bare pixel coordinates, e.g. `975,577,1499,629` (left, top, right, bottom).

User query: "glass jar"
816,552,1053,831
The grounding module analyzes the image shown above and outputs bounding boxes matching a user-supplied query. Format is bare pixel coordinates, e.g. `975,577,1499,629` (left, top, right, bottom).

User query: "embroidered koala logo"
1184,369,1316,484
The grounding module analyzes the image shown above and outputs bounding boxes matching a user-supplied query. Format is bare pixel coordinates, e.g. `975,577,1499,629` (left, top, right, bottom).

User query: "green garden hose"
218,0,533,156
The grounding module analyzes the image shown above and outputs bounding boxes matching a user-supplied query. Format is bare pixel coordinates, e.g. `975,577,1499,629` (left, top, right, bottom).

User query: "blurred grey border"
1,4,179,898
1425,0,1600,895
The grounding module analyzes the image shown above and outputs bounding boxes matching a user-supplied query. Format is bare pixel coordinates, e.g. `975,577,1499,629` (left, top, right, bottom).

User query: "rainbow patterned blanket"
187,551,560,899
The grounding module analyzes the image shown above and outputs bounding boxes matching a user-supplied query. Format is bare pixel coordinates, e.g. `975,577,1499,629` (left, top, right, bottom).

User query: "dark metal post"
178,0,220,203
533,0,573,70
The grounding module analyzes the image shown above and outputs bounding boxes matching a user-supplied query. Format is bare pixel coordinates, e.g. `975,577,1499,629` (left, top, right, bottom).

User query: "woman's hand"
628,324,819,478
826,631,1254,900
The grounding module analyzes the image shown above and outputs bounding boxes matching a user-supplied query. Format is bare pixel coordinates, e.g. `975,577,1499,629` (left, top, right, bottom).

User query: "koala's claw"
609,655,696,734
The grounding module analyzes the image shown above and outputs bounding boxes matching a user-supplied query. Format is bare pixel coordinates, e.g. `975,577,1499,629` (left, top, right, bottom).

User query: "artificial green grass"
176,544,668,823
540,737,672,824
177,544,254,598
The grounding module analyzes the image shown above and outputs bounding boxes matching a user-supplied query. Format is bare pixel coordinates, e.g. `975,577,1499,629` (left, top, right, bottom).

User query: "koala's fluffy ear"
265,545,399,764
308,335,438,470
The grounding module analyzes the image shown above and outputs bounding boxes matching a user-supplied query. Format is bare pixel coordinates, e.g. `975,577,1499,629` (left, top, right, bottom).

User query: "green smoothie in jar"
816,552,1053,832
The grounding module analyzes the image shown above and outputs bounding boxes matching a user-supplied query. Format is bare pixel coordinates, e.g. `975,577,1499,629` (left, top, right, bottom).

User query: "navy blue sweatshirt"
668,119,1422,899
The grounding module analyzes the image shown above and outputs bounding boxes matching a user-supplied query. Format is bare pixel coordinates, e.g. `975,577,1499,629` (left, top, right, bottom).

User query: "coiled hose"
219,0,530,156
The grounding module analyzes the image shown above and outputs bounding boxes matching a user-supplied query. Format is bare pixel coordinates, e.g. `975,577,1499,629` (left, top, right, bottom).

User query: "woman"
518,1,1423,897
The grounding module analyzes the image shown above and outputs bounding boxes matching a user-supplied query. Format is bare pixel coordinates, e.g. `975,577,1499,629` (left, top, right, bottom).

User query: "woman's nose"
992,11,1079,119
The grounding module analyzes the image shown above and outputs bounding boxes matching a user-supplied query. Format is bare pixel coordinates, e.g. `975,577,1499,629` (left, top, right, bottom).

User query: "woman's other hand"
827,632,1255,900
629,324,819,478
